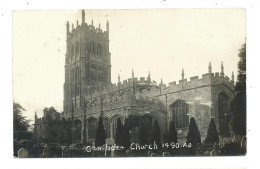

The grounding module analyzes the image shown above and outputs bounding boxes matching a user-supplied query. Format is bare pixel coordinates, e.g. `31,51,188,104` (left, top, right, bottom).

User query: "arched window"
142,114,153,137
75,67,80,96
71,69,75,94
88,117,97,139
74,120,82,141
171,100,189,128
71,44,74,56
218,92,229,132
76,42,79,54
97,44,102,56
111,115,123,138
90,41,93,53
103,117,110,139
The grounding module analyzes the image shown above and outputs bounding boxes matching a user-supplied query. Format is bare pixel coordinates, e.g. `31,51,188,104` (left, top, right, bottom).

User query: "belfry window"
76,42,79,54
171,100,189,128
97,44,102,56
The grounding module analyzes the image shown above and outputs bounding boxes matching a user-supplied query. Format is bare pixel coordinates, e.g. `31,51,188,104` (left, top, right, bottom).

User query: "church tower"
63,10,111,117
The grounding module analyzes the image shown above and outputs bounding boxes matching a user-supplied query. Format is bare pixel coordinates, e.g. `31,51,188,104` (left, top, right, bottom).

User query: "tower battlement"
66,10,109,40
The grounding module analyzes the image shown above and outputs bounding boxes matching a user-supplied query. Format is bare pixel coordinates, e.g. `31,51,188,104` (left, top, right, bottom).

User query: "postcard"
13,9,246,158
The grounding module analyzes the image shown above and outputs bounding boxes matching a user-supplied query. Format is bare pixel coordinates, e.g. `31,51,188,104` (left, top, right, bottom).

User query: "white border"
1,0,259,169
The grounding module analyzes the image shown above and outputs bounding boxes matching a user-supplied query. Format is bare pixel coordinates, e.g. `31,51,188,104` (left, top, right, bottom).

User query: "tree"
95,116,106,146
151,120,161,148
13,102,32,140
168,121,177,143
231,42,246,136
186,117,201,147
115,118,124,146
205,118,219,144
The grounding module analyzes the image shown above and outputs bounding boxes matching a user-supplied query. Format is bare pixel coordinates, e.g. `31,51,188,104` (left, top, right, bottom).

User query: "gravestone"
18,148,28,158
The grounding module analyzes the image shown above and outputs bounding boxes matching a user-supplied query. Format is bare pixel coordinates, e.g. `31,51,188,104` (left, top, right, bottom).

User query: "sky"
13,9,245,121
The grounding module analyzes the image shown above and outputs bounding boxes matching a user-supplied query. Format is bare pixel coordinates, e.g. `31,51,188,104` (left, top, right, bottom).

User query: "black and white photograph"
12,8,246,158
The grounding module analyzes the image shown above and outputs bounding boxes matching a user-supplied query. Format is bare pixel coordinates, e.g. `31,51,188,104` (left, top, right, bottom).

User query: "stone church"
59,10,235,145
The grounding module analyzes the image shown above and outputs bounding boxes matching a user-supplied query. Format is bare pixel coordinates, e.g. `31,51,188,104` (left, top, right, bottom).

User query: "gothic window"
171,100,189,128
75,67,79,96
97,44,102,56
74,120,82,141
218,92,229,132
142,114,153,137
90,41,96,54
71,69,75,95
71,44,74,56
76,42,79,55
103,117,110,139
88,117,97,139
111,115,123,138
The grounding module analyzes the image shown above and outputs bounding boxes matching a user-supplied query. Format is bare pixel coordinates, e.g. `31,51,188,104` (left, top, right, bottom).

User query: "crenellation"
190,76,199,81
169,81,176,88
140,77,145,82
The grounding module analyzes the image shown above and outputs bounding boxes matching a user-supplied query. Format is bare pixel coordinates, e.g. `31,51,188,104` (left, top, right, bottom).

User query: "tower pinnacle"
106,20,109,32
221,61,224,77
82,10,85,23
66,21,70,36
208,62,212,73
147,71,151,82
132,69,134,78
182,68,184,80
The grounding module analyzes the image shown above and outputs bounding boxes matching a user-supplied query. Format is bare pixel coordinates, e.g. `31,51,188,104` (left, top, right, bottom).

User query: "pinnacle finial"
99,22,101,29
118,74,120,82
161,78,163,84
106,20,109,31
132,69,134,78
221,61,224,76
208,62,212,73
182,68,184,80
91,19,93,26
82,9,85,23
